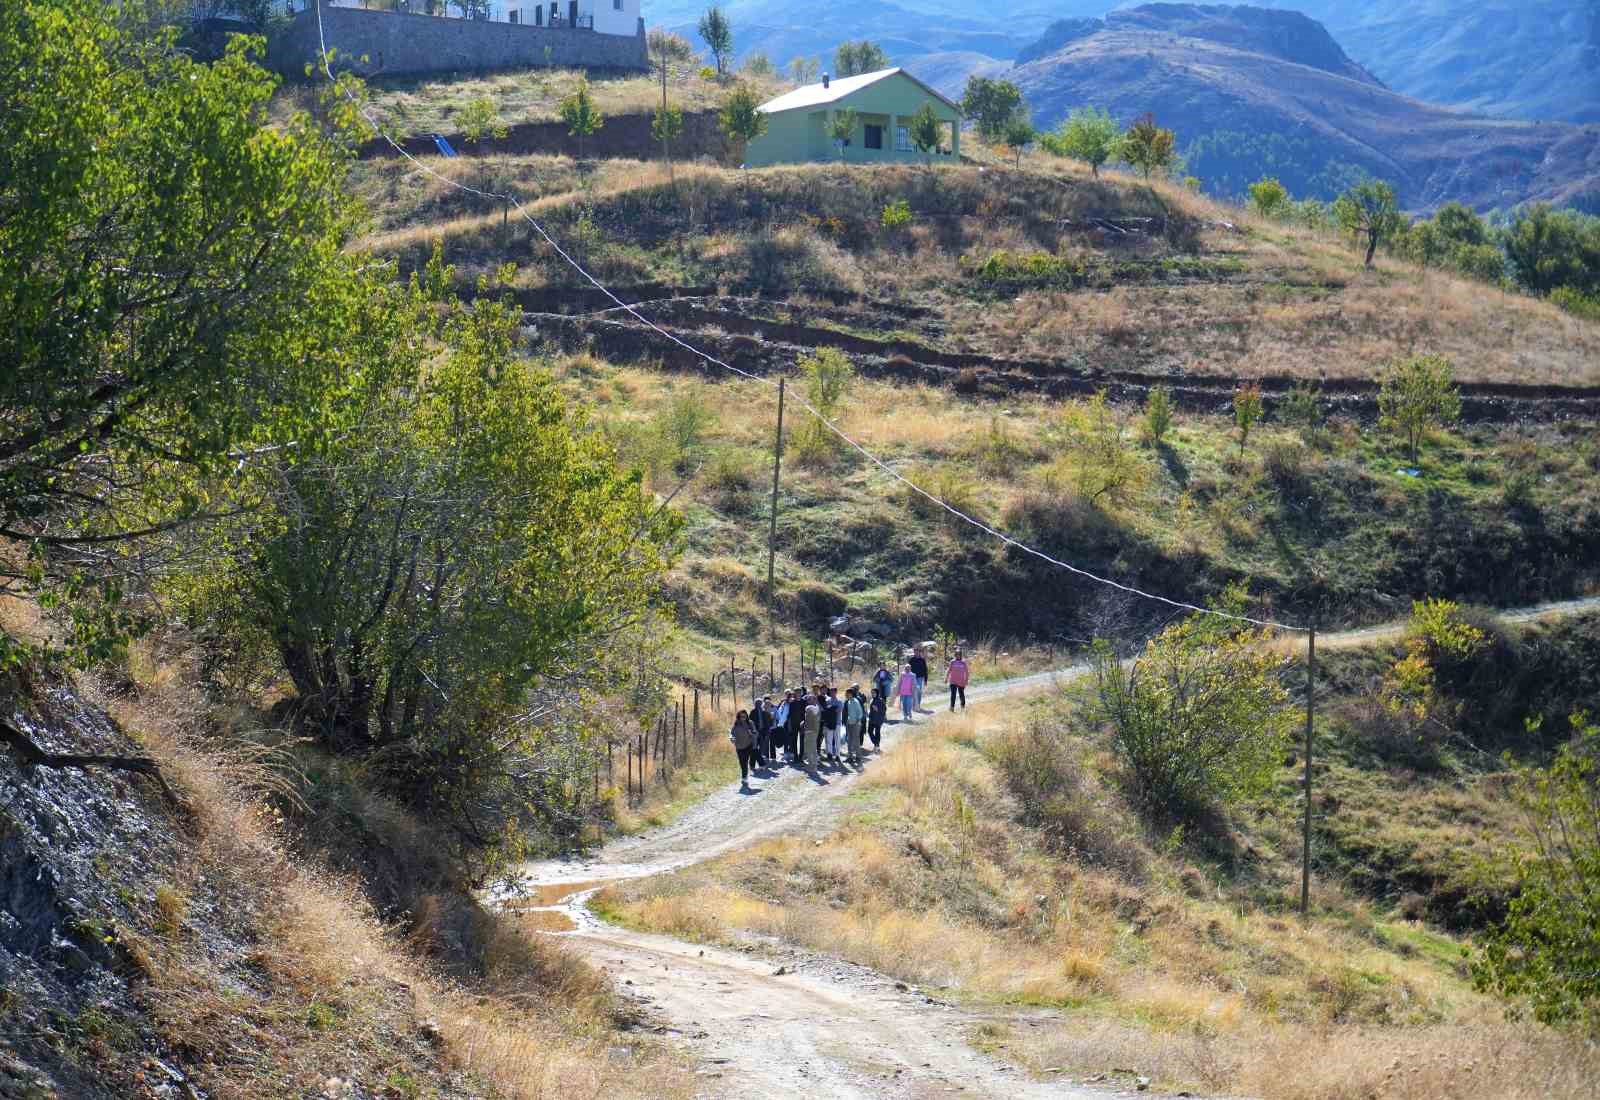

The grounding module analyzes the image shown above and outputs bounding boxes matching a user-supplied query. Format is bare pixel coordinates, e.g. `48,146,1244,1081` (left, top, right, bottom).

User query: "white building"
504,0,639,36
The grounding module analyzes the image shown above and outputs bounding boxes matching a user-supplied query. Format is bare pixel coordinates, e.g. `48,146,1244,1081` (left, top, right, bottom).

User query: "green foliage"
1395,202,1504,283
1040,106,1120,177
1001,116,1036,166
971,416,1033,477
787,55,820,85
647,27,697,74
653,391,716,474
1059,391,1143,505
880,198,912,231
826,107,858,160
1232,383,1263,456
557,77,604,157
697,6,733,76
1290,198,1333,230
1247,176,1290,218
908,103,945,165
1552,286,1600,321
1141,386,1173,445
456,95,506,143
792,347,854,466
1377,353,1461,464
740,51,774,77
833,40,888,77
1334,179,1404,267
652,103,685,177
0,4,360,664
959,76,1023,143
1281,385,1324,442
966,249,1085,289
1090,608,1293,816
1504,204,1600,297
1184,128,1371,203
1474,712,1600,1032
720,84,769,158
1119,113,1177,180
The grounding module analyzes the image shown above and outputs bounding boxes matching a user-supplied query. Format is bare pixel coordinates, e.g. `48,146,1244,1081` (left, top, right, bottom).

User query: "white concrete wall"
583,0,638,37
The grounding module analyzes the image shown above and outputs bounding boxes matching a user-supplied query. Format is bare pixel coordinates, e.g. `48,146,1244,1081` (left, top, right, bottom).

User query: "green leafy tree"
826,107,859,161
558,76,605,159
652,104,685,180
1001,115,1035,166
1377,353,1461,464
1091,605,1293,816
1142,386,1173,445
1248,176,1290,218
1474,712,1600,1032
1062,390,1143,505
1118,113,1177,179
0,5,359,665
698,6,733,77
959,75,1023,143
648,27,697,73
741,51,774,77
834,40,888,77
1041,106,1121,177
909,102,945,166
1233,383,1263,456
719,83,769,165
1334,179,1404,267
456,95,507,143
793,347,854,465
1504,204,1600,297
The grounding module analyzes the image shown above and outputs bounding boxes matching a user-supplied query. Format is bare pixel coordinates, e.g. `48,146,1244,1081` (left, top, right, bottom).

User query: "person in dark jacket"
873,663,893,703
908,649,929,711
730,710,758,788
867,687,887,750
752,696,772,767
786,689,806,763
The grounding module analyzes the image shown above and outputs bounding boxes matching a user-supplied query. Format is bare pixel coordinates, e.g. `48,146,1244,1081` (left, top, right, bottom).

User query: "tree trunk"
1365,230,1378,267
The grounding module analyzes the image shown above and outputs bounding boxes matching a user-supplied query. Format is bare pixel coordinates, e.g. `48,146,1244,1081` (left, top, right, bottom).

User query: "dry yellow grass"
596,699,1600,1099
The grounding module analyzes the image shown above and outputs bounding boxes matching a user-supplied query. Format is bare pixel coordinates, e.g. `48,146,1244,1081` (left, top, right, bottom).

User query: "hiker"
730,709,757,789
908,648,929,711
786,688,805,763
753,695,773,766
802,689,822,775
844,684,865,765
773,691,792,761
867,686,887,750
947,648,970,711
873,662,893,703
821,686,842,764
896,664,918,722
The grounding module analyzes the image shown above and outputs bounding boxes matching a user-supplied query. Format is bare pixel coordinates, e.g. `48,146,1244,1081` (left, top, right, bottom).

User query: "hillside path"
501,594,1600,1098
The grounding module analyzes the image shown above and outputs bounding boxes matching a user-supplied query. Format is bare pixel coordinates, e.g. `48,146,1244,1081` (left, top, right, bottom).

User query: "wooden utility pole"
1300,623,1317,917
767,377,786,639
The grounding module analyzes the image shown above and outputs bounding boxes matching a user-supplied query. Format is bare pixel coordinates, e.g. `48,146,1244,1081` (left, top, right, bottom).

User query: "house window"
864,124,883,150
895,126,911,151
614,0,622,7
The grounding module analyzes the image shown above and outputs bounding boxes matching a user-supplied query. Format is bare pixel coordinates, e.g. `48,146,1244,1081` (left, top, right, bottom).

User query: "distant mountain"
644,1,1599,125
1007,7,1600,211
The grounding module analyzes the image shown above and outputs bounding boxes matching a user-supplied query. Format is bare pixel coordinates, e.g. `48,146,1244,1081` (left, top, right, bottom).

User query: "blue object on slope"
433,134,458,158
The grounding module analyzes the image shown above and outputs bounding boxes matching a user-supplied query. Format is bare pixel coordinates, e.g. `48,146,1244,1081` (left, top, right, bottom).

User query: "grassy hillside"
594,615,1600,1097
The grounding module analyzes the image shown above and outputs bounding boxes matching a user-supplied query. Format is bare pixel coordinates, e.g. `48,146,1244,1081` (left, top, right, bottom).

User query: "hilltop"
1007,8,1600,209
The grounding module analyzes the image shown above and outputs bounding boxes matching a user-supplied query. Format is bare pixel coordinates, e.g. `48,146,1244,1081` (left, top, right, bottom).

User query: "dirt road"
501,595,1600,1098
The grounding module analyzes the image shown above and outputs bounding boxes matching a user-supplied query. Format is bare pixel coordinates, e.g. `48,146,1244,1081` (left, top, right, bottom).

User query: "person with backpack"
946,648,970,711
896,664,918,723
873,662,893,704
820,686,842,765
844,684,866,765
867,686,887,750
730,709,758,789
908,648,929,712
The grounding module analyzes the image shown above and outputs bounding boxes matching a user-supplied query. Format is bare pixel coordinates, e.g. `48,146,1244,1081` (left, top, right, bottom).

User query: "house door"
569,0,578,25
864,124,883,150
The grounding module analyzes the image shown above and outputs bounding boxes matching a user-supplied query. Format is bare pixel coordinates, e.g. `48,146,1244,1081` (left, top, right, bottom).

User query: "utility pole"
766,377,785,639
1300,622,1317,917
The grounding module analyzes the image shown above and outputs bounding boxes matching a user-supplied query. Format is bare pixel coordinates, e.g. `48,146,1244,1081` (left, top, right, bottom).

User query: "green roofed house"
743,68,962,167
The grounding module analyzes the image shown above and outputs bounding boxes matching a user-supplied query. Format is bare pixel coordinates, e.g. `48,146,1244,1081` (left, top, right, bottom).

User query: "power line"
310,0,1308,634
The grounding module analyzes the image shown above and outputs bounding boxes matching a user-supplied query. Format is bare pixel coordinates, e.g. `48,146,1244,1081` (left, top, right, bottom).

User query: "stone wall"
268,6,646,78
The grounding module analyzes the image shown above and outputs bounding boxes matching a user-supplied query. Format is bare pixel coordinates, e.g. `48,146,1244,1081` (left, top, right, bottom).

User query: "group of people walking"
728,648,971,788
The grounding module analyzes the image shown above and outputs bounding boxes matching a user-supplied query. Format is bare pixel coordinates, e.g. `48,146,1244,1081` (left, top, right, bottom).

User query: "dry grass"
596,699,1598,1099
69,636,693,1100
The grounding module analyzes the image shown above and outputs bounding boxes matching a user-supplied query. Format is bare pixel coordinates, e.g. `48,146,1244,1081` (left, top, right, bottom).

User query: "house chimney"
822,72,830,89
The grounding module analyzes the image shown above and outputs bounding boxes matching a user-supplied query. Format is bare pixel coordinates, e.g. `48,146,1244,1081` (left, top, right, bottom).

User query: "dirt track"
500,595,1600,1098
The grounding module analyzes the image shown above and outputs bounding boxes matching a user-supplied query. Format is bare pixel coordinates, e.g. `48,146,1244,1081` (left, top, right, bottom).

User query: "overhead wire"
311,0,1308,634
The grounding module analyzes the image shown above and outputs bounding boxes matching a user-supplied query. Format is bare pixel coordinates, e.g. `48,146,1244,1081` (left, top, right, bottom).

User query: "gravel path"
498,594,1600,1098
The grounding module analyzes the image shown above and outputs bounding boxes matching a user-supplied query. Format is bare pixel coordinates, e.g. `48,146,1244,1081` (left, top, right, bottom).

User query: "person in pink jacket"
946,648,970,711
896,664,918,723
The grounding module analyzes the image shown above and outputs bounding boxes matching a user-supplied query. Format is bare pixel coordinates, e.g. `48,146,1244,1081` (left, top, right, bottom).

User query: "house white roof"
757,67,962,115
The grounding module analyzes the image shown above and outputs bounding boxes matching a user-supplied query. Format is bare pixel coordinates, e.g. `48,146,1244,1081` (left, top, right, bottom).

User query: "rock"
893,981,909,992
1137,1075,1151,1091
773,966,788,976
417,1018,445,1046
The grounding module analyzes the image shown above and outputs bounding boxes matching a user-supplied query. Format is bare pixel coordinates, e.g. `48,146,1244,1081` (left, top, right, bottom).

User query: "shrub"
1090,608,1294,817
971,415,1033,476
1247,176,1289,218
1377,353,1461,464
1141,385,1173,445
880,198,912,231
1058,390,1144,505
1281,384,1324,441
704,447,759,506
653,390,717,473
791,347,854,467
903,462,981,526
966,249,1085,289
1552,286,1600,322
1474,711,1600,1032
1232,383,1263,456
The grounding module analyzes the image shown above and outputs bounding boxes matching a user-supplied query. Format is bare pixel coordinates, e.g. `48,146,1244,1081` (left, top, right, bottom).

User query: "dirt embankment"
519,290,1600,423
360,108,731,164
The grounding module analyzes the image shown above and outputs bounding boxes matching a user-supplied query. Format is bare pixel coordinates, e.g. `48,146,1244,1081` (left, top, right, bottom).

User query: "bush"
653,390,717,473
970,415,1034,477
1552,286,1600,322
1090,610,1294,817
704,447,759,506
1057,390,1144,505
1141,386,1173,445
880,198,912,231
1248,176,1289,218
1378,353,1461,464
903,462,981,527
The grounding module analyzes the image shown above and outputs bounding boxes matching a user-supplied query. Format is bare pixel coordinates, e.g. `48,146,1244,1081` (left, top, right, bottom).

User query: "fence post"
693,687,700,758
1301,623,1317,917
